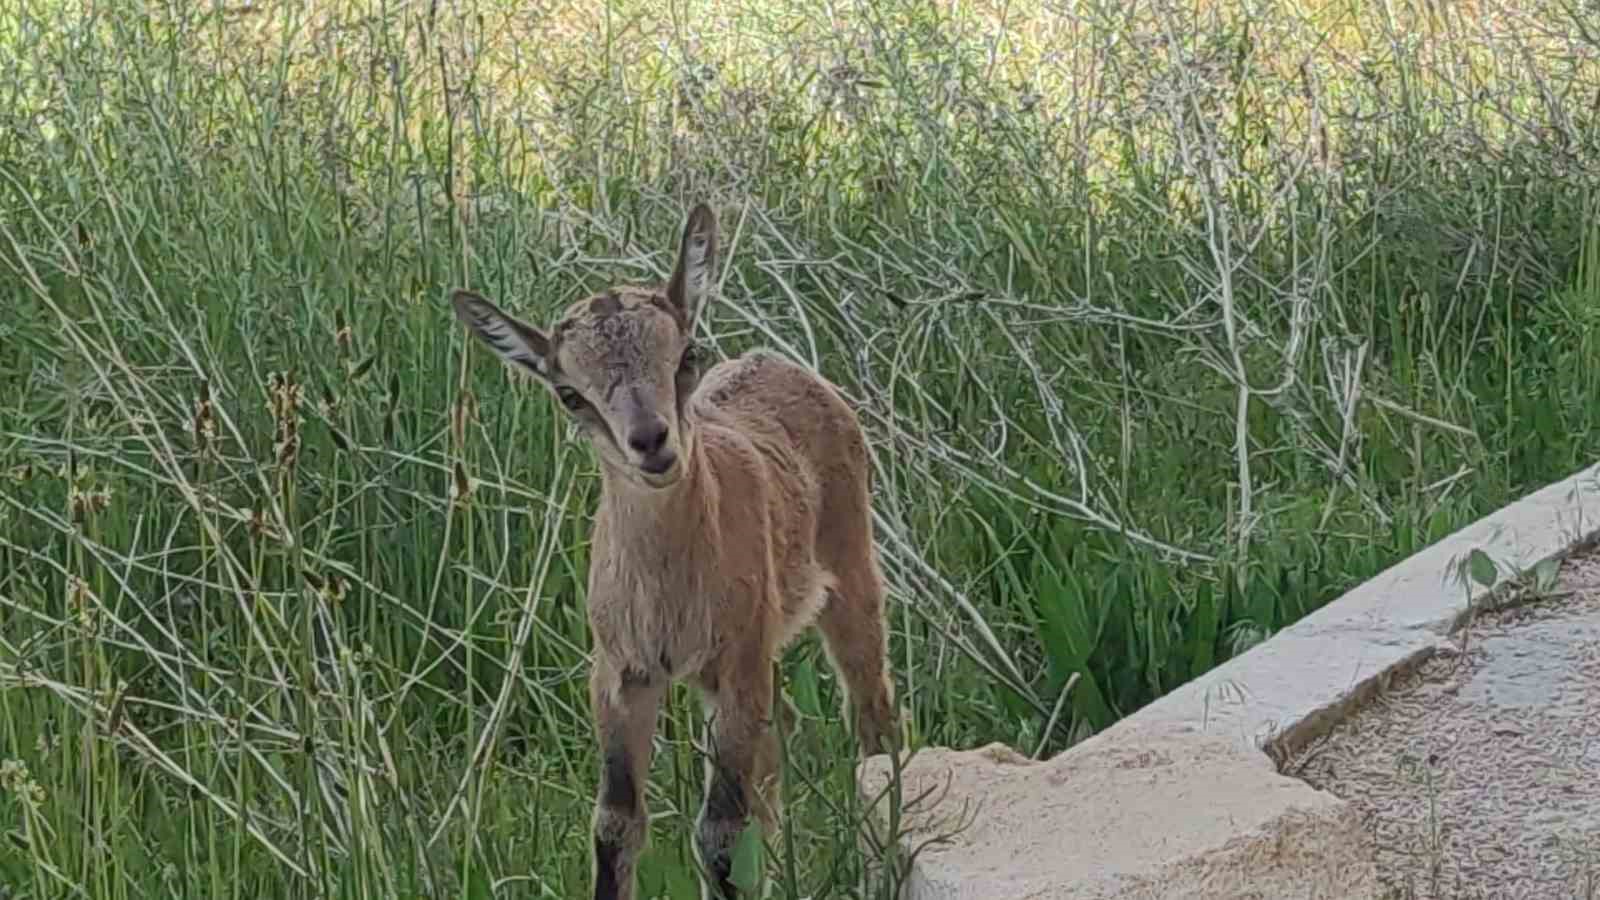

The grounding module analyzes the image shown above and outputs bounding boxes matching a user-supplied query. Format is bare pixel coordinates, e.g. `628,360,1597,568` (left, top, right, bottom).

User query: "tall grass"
1,0,1598,895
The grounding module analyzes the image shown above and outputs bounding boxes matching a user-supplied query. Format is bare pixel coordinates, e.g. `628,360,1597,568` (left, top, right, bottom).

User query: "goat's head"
452,203,718,489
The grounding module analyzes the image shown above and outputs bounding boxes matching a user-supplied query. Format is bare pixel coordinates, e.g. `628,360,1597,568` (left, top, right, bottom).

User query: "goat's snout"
626,417,676,475
627,419,669,456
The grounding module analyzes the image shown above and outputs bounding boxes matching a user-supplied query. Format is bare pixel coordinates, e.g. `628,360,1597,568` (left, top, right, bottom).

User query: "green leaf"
1188,580,1218,676
1029,548,1113,728
790,658,821,717
1467,549,1497,589
638,854,701,899
1533,557,1560,594
728,820,765,892
462,858,492,900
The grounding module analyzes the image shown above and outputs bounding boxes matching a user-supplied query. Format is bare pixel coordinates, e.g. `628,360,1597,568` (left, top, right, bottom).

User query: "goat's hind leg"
590,660,666,900
815,554,899,758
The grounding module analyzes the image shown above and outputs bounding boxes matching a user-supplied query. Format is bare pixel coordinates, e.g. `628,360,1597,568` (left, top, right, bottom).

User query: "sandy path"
1288,552,1600,899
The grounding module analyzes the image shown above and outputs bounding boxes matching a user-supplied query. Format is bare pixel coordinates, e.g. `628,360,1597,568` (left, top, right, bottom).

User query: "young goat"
450,203,899,899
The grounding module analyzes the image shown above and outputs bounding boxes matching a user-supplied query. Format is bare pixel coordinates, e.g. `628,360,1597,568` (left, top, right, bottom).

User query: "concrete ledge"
860,461,1600,898
860,732,1379,899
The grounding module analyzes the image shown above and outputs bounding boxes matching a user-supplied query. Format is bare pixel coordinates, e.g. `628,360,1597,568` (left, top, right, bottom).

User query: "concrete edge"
1085,459,1600,764
855,462,1600,897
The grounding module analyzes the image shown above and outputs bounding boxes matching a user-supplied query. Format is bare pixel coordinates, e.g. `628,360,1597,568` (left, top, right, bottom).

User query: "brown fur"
450,203,898,900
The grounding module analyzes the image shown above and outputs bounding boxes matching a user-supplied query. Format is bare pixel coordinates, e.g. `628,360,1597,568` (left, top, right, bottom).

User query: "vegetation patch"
1,0,1597,895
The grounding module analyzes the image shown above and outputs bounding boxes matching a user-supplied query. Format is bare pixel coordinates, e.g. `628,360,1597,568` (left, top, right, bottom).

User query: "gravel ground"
1289,552,1600,900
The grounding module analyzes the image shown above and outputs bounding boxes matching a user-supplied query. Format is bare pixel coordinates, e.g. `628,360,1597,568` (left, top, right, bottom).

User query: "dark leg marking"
600,747,637,811
704,759,748,822
593,837,623,900
697,760,749,897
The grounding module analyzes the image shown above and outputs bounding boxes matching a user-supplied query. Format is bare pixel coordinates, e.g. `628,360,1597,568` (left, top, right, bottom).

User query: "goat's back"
691,349,869,489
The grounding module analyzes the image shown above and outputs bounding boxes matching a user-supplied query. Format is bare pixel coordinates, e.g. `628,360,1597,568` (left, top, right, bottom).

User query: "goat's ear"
450,289,554,378
666,202,718,330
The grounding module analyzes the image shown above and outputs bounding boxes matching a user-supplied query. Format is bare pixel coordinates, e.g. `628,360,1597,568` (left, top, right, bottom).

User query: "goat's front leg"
694,654,779,899
591,659,666,900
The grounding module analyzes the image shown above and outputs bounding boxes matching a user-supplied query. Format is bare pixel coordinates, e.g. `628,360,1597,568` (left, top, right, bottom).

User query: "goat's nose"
627,419,670,458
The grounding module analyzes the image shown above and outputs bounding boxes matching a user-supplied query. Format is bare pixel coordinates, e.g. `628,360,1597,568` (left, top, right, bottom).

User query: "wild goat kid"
450,203,899,899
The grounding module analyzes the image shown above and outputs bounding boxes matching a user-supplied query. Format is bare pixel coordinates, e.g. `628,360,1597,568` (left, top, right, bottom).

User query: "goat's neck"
596,444,713,556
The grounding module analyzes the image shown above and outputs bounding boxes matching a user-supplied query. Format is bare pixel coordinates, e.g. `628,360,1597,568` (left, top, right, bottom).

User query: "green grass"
1,0,1599,896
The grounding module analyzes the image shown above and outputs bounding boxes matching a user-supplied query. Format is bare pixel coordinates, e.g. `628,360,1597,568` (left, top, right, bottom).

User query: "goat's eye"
678,345,699,372
555,387,585,411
